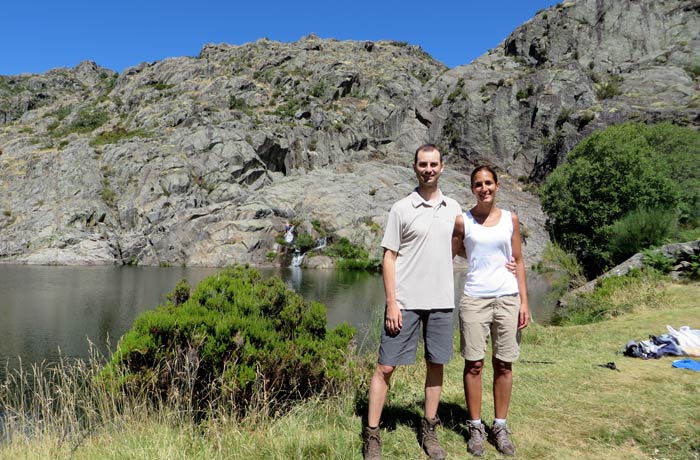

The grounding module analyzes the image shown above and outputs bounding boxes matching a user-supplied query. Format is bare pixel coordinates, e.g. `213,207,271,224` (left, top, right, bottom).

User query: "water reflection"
0,265,553,375
0,265,220,371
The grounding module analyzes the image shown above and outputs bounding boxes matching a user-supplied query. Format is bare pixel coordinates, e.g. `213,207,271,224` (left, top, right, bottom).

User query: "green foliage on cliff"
325,237,381,271
68,106,108,133
105,265,355,413
540,122,700,277
90,128,150,146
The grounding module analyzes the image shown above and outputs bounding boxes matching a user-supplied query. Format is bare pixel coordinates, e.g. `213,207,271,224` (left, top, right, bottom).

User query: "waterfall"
291,250,304,267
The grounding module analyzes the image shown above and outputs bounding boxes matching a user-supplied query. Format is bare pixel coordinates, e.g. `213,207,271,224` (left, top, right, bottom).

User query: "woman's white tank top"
462,209,519,297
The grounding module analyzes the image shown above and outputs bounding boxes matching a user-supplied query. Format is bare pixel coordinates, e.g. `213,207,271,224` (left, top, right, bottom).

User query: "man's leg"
420,309,453,460
367,364,395,427
363,364,395,460
421,361,447,460
424,361,443,419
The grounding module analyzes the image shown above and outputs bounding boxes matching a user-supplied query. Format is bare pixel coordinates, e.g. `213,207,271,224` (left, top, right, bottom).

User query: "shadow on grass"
354,393,469,443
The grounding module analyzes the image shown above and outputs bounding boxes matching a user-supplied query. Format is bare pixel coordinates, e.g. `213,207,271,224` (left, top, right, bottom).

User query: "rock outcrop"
0,0,698,267
558,240,700,307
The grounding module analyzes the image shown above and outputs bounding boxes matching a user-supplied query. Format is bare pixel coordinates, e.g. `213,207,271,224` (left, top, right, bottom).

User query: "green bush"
229,95,248,110
100,186,116,204
642,250,675,274
310,81,327,98
606,207,678,265
90,128,149,146
295,233,316,252
325,237,381,271
68,107,109,133
104,266,355,414
540,122,700,277
595,74,623,99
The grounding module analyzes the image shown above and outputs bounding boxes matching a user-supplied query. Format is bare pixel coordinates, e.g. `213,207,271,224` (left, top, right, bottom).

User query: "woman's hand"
518,303,530,330
505,256,516,275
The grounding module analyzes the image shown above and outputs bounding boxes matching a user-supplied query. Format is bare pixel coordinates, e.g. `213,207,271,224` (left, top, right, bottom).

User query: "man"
362,144,462,460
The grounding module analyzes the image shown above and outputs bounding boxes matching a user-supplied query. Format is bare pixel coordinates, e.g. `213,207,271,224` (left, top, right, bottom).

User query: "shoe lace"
469,423,485,441
493,424,513,446
365,432,380,456
423,418,441,443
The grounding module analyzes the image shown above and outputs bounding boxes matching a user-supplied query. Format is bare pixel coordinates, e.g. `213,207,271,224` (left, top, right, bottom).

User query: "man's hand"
385,302,403,336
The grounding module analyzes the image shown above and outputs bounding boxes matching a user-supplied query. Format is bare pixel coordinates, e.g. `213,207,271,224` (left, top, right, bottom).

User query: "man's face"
413,149,444,187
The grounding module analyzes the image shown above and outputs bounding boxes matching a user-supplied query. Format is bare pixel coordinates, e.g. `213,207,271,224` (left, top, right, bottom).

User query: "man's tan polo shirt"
381,190,462,310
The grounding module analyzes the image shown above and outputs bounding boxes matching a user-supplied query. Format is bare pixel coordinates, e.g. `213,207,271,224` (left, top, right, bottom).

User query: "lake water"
0,265,554,373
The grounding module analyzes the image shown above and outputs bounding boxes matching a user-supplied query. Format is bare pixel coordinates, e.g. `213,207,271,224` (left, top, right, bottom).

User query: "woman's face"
471,169,499,204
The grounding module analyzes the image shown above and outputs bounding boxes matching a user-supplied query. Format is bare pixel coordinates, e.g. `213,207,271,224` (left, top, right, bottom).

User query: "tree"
540,122,699,277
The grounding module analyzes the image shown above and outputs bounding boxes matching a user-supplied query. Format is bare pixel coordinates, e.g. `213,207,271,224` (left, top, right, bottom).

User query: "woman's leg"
463,359,485,419
492,357,513,419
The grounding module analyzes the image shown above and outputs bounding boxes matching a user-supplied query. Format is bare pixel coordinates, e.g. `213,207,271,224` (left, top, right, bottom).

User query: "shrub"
642,250,675,274
147,82,174,91
447,88,461,101
48,105,71,121
68,107,108,133
104,266,355,414
229,95,248,110
516,89,528,100
325,237,381,271
595,74,623,99
100,186,116,204
309,81,327,98
606,207,677,264
272,98,301,118
90,128,149,146
516,84,534,101
166,279,190,306
540,122,699,277
295,232,316,252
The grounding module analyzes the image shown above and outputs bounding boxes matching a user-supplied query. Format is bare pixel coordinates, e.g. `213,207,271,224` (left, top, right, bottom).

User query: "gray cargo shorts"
378,308,454,366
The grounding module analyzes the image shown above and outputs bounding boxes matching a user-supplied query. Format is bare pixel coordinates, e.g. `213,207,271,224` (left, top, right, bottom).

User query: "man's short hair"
414,144,442,164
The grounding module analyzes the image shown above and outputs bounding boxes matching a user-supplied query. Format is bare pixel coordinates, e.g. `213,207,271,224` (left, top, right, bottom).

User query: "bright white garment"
667,325,700,357
462,210,519,298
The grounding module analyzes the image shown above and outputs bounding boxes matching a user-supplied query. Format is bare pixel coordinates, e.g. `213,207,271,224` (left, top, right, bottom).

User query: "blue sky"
1,1,559,76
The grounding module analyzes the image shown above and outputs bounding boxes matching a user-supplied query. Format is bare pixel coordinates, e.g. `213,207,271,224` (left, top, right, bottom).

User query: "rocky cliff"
0,0,698,267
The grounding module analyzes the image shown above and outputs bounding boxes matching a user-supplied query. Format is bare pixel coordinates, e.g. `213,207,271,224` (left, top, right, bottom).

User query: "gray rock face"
0,1,698,267
432,0,700,180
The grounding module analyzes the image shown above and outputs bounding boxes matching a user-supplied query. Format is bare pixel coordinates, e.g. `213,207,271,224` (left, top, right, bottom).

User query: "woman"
452,165,530,457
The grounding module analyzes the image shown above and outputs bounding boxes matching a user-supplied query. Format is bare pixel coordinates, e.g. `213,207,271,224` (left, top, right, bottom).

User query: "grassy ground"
1,283,699,460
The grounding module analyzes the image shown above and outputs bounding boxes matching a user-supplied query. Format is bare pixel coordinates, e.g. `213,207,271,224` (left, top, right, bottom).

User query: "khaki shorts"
458,294,521,362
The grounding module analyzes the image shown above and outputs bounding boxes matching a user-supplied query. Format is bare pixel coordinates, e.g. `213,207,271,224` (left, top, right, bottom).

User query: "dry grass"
1,284,699,459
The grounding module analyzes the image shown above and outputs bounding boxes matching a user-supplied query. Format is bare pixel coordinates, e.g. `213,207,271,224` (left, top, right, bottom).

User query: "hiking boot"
467,422,486,456
420,416,447,460
490,423,516,456
362,426,381,460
